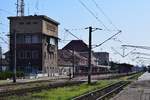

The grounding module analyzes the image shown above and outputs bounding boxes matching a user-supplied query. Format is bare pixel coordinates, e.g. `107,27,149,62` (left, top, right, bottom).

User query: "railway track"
72,81,130,100
0,72,140,99
0,80,83,98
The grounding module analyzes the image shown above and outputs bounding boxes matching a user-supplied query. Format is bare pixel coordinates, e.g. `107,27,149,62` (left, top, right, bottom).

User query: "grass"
6,80,119,100
127,72,144,80
2,72,144,100
119,72,144,80
0,80,11,85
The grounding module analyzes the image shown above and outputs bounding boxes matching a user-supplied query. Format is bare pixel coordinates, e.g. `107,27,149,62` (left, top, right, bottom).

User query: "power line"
78,0,110,31
0,32,9,45
35,0,39,14
0,36,8,45
36,0,39,10
0,22,9,27
93,30,122,49
64,28,86,31
92,0,119,30
0,9,14,15
64,28,81,40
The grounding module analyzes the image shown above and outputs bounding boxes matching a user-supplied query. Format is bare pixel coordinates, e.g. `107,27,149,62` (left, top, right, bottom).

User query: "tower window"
26,51,31,59
32,51,39,59
49,37,55,45
18,51,24,59
26,22,31,24
19,22,24,25
33,22,38,24
32,35,40,43
25,35,32,43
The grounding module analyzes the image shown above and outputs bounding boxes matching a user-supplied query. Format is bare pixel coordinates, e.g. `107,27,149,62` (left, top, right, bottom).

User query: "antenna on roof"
16,0,25,16
35,0,39,15
27,2,30,15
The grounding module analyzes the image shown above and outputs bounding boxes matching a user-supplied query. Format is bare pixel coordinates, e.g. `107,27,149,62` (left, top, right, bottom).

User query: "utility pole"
0,46,2,71
72,49,75,78
86,26,102,84
12,30,16,83
88,26,92,84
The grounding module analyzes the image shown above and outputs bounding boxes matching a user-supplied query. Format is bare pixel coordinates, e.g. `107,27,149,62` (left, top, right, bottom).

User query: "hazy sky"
1,0,150,65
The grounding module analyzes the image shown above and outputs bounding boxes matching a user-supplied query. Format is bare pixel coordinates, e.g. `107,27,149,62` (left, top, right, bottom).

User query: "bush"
0,72,13,80
16,71,24,77
0,71,24,80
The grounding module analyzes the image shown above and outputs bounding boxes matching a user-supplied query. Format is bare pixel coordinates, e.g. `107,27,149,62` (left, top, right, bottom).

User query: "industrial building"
8,15,59,76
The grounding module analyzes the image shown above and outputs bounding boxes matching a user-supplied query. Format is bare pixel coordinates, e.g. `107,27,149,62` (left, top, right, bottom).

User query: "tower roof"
8,15,60,25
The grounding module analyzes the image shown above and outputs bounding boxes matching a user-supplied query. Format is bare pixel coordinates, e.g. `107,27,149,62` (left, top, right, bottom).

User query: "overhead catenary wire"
0,36,8,45
132,52,150,56
92,0,119,30
93,30,122,49
78,0,110,31
35,0,39,14
0,9,14,15
81,0,124,45
63,28,86,31
64,28,81,40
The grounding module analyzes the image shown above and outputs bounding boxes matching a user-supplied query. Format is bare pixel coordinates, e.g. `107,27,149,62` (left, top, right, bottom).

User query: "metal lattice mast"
16,0,25,16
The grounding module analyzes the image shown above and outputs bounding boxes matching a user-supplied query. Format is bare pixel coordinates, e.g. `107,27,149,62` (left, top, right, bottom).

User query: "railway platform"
111,72,150,100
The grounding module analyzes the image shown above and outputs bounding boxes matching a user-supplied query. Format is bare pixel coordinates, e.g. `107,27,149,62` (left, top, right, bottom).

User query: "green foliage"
0,71,24,80
110,61,134,73
16,71,24,77
0,72,13,80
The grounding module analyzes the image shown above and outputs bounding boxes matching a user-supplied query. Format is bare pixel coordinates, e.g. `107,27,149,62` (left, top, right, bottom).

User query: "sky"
1,0,150,66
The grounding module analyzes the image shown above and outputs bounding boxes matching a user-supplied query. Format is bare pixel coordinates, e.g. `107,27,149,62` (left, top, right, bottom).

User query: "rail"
72,81,130,100
0,80,83,98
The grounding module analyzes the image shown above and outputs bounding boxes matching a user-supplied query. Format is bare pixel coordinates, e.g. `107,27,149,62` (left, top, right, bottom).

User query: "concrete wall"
42,35,58,76
42,20,58,37
10,18,42,34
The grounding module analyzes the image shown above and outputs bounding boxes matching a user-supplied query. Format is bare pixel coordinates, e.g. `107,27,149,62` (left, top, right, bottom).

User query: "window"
33,22,38,24
17,35,41,44
32,35,40,43
18,51,35,59
25,35,32,43
18,51,24,59
17,35,24,44
26,51,31,59
49,37,55,45
26,22,31,24
32,51,39,59
19,22,24,25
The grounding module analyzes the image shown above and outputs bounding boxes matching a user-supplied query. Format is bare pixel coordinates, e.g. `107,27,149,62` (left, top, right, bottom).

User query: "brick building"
62,40,109,75
62,40,96,65
8,15,59,75
58,49,88,76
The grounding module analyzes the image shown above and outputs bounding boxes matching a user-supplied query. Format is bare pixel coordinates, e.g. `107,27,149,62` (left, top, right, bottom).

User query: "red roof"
62,40,89,52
